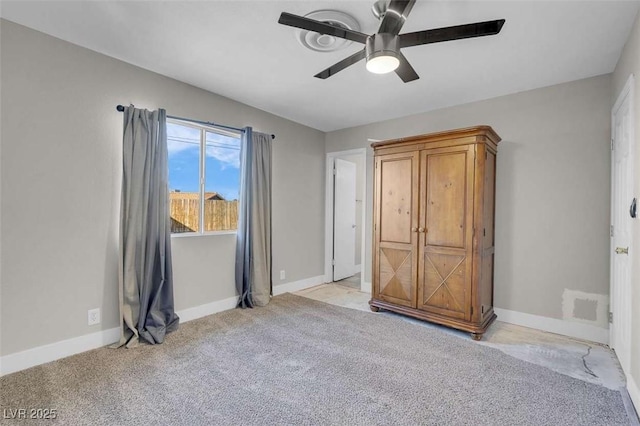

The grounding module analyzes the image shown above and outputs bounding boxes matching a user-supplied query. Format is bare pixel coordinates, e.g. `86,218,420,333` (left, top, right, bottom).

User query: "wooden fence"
170,199,238,233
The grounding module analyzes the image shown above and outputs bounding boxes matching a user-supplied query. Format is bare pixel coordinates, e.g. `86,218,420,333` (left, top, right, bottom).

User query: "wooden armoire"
370,126,500,340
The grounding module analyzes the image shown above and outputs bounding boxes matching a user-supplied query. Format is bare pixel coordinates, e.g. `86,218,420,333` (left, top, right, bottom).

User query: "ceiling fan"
278,0,505,83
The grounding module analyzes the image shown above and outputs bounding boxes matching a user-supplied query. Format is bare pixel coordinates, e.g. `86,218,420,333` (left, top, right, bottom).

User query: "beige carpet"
0,294,630,425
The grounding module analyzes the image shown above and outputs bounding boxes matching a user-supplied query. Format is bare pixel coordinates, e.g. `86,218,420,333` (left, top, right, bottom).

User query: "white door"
610,75,635,375
334,158,357,281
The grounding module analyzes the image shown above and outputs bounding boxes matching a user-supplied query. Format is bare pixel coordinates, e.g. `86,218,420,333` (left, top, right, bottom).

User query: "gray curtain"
235,128,272,308
117,106,179,348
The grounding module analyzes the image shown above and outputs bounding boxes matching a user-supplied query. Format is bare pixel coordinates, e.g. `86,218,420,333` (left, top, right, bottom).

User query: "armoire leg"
471,332,483,341
370,305,380,312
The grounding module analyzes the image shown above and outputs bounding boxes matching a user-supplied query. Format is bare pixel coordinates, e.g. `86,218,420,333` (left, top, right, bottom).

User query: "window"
167,119,241,234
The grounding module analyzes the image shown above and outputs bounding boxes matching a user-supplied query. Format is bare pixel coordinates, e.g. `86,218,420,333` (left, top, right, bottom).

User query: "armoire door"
374,152,419,308
417,145,475,320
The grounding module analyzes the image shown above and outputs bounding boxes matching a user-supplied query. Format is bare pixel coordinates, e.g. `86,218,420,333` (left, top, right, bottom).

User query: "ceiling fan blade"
395,52,419,83
314,49,367,79
400,19,506,49
278,12,369,44
378,0,416,35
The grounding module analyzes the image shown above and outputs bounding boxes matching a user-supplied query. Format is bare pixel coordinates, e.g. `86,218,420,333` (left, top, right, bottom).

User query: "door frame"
610,73,635,372
325,148,368,292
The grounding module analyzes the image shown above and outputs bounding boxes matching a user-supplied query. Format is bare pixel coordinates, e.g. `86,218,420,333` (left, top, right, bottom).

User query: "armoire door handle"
418,227,425,233
411,227,418,232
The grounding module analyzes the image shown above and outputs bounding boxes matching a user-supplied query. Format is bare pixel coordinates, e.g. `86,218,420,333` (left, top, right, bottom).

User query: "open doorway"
325,149,367,292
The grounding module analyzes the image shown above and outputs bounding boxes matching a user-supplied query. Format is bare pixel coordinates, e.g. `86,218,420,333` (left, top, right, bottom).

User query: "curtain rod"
116,105,275,139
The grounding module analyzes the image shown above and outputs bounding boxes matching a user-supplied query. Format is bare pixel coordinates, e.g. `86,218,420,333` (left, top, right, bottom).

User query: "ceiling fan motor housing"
366,33,400,62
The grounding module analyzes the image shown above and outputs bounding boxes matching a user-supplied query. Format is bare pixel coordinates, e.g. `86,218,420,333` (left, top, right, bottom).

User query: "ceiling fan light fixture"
366,53,400,74
365,33,400,74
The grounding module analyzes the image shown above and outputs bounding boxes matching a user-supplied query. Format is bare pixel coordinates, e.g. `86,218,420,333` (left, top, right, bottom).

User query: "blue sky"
167,121,241,200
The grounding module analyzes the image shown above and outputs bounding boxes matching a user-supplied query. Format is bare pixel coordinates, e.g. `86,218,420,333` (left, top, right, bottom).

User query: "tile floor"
296,278,640,423
333,272,362,290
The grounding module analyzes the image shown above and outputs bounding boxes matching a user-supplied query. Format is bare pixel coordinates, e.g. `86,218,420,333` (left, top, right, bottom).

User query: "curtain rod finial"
116,105,125,112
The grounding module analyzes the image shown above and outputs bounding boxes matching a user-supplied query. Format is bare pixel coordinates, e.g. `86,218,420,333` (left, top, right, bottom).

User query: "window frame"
167,118,242,237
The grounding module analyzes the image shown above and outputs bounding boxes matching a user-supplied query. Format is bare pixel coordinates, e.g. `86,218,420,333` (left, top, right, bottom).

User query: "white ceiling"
2,1,639,132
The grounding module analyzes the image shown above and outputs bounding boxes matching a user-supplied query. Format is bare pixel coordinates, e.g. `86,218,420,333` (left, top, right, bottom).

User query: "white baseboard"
0,327,121,377
628,374,640,418
1,275,325,377
494,308,609,345
0,295,240,377
175,296,238,323
273,275,325,295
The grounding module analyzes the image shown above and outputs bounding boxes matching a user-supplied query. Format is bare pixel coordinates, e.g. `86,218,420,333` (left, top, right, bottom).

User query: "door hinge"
610,225,614,237
481,305,485,314
611,138,615,150
483,228,486,237
333,167,336,176
331,259,335,266
470,306,474,315
609,312,613,324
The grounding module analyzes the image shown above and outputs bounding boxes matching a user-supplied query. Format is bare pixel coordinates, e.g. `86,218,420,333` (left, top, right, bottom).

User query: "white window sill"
171,230,237,238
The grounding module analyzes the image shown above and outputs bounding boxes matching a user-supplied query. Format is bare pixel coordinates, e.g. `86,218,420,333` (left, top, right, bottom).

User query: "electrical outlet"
280,270,286,280
88,308,101,326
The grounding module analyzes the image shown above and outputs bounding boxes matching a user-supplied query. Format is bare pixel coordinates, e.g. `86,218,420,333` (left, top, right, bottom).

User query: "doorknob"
615,247,629,254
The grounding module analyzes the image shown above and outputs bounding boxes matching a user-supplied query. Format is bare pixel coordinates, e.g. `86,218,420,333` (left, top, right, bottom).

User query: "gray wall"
0,19,325,356
326,74,612,323
612,8,640,393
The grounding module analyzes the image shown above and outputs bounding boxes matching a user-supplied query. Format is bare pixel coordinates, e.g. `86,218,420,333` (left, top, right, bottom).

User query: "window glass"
204,131,241,231
167,120,241,234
